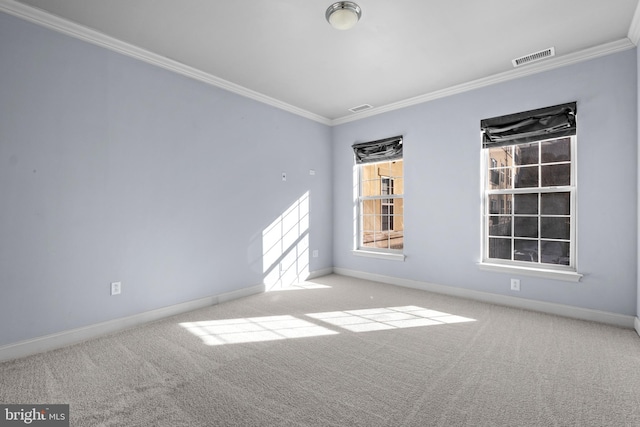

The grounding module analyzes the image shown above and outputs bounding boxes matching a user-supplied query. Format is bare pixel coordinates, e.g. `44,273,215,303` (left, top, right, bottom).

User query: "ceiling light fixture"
326,2,362,30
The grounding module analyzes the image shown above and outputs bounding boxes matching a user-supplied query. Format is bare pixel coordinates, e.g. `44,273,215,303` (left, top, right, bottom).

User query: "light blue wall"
0,12,333,346
333,49,638,316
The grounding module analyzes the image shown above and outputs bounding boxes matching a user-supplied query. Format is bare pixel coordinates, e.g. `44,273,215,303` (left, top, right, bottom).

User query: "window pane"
362,216,376,233
488,147,513,168
393,199,404,231
393,177,404,195
361,211,375,249
514,240,538,262
489,216,511,236
381,178,391,195
489,169,500,187
381,205,392,231
515,143,538,165
361,163,377,176
541,164,570,187
362,232,376,249
390,160,403,179
541,192,570,215
361,164,379,196
541,217,570,240
541,241,570,265
390,230,403,250
514,166,538,188
362,179,380,196
514,216,538,238
363,231,383,248
488,194,512,214
489,238,511,259
377,161,403,179
514,193,538,214
541,138,570,163
362,199,378,215
488,168,512,190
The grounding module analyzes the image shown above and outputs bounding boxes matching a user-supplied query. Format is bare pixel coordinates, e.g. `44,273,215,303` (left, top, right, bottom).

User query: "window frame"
480,135,579,277
354,159,404,259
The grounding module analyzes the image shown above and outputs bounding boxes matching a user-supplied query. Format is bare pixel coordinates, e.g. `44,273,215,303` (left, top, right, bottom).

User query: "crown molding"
331,38,636,126
0,0,332,126
628,0,640,45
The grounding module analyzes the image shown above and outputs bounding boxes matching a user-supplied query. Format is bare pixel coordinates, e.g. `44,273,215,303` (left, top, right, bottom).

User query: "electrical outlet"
110,281,122,296
281,172,287,181
510,278,520,291
312,249,319,258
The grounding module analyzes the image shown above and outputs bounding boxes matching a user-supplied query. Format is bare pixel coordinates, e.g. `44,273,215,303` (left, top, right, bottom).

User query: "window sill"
478,262,583,282
352,250,406,262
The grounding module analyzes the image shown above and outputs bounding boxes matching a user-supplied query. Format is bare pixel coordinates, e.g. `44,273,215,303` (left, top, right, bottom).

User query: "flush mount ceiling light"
326,1,362,30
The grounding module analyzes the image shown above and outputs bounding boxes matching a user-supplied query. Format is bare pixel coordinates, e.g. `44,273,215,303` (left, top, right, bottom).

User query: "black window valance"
352,135,403,164
481,102,576,148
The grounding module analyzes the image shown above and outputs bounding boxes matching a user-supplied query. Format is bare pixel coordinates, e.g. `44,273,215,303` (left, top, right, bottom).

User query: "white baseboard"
307,267,334,281
0,283,265,363
333,268,636,329
218,283,265,304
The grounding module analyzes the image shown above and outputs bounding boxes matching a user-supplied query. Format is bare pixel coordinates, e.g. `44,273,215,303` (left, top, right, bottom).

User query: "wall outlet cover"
111,282,122,296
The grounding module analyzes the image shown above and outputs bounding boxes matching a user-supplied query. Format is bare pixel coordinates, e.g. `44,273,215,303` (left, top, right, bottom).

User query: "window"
353,136,404,255
481,103,577,272
358,161,404,251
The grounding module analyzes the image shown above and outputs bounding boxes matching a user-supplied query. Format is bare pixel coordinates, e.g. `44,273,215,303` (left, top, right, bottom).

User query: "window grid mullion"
487,187,573,196
537,179,542,265
511,198,515,261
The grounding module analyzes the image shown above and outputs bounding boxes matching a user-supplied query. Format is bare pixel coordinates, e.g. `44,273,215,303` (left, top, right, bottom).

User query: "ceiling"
4,0,640,124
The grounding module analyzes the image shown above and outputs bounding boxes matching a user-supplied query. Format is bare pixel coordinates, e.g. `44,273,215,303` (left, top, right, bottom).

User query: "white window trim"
480,136,580,276
354,160,404,257
352,249,406,261
477,262,582,282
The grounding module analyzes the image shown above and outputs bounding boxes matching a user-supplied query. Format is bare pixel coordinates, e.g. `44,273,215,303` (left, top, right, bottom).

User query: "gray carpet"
1,274,640,426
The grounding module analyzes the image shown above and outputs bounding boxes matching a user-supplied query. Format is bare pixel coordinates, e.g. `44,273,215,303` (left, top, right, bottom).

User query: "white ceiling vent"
512,47,555,67
349,104,373,113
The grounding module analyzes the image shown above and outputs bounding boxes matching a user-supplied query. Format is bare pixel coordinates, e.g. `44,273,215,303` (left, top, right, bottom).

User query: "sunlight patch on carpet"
180,315,338,346
306,306,476,332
